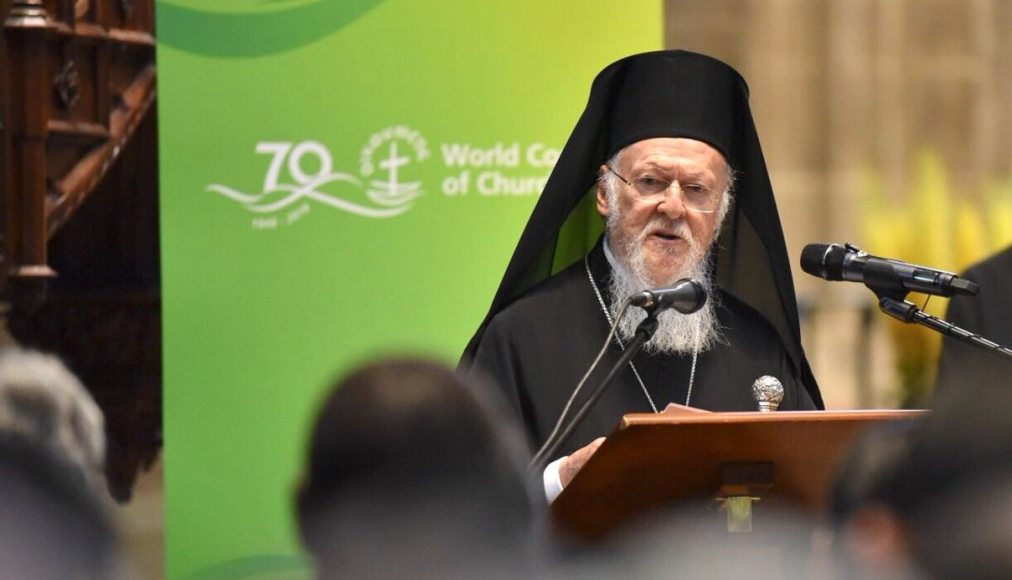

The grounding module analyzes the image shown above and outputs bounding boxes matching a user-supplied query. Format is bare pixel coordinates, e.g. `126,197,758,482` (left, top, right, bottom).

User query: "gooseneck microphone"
629,279,708,314
800,243,979,298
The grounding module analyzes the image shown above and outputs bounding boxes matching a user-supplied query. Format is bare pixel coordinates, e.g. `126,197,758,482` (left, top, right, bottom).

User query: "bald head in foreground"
296,358,541,579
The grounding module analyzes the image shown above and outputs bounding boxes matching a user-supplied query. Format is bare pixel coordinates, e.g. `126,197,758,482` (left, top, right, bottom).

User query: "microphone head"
800,243,847,281
660,279,708,314
631,280,708,313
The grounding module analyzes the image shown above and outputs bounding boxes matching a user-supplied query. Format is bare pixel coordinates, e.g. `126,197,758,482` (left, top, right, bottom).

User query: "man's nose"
655,183,688,219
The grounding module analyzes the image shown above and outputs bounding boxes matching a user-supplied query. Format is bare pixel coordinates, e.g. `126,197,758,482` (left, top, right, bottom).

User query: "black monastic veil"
461,50,823,411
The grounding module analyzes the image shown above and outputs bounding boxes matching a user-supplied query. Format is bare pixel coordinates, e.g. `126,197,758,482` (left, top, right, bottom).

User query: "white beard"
606,215,725,356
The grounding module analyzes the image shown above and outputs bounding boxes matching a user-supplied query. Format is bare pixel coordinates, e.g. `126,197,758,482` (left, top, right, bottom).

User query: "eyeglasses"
606,166,721,213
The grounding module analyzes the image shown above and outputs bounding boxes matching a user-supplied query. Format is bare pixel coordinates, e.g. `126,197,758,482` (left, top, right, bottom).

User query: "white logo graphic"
208,125,560,230
208,126,429,228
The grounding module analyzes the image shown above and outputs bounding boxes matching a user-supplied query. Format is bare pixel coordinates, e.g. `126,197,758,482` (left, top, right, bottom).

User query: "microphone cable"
528,298,632,472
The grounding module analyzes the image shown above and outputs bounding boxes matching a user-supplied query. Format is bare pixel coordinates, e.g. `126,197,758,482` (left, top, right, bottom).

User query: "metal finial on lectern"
752,375,784,412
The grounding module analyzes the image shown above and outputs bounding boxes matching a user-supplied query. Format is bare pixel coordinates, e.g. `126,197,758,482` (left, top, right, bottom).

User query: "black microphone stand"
877,296,1012,360
529,312,660,473
866,272,1012,361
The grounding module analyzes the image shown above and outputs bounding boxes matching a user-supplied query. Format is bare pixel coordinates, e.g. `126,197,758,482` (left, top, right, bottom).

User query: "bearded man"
461,51,823,500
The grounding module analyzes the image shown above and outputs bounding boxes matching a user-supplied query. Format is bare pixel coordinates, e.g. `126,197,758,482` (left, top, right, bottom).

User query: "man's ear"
596,165,610,217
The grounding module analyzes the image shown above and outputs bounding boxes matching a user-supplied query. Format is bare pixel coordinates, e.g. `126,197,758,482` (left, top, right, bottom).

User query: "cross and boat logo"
207,126,429,228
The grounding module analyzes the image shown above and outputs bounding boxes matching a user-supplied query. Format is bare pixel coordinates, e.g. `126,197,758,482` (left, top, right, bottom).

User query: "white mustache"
638,218,698,255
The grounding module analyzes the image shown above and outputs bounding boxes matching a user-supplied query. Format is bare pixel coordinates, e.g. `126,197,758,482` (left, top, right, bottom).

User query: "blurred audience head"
295,357,540,579
888,385,1012,580
562,502,821,580
0,435,119,579
831,384,1012,579
0,347,106,491
829,420,920,578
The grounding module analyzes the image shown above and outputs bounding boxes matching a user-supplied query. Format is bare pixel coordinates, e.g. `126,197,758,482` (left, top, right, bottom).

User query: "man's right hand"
559,437,605,488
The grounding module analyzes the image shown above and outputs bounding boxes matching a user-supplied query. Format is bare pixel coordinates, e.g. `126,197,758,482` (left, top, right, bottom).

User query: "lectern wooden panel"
551,409,924,540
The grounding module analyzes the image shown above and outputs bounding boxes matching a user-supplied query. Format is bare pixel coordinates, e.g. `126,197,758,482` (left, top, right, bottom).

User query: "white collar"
602,236,619,271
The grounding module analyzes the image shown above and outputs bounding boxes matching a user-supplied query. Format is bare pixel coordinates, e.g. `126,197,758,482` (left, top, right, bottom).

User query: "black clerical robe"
469,243,817,459
935,246,1012,398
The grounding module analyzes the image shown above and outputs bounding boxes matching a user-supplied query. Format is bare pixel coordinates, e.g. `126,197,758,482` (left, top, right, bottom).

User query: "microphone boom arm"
878,297,1012,361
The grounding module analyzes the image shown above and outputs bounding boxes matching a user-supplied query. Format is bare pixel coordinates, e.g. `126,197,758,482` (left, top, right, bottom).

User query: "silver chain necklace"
584,254,699,412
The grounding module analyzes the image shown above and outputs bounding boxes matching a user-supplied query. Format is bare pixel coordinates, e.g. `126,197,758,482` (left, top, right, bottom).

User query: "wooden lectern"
551,407,925,540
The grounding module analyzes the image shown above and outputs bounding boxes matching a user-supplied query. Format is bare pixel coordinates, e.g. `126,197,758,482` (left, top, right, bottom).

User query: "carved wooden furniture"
2,0,155,298
1,0,159,500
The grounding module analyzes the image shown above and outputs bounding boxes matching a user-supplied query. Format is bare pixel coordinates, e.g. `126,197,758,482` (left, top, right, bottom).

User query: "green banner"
157,1,660,577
